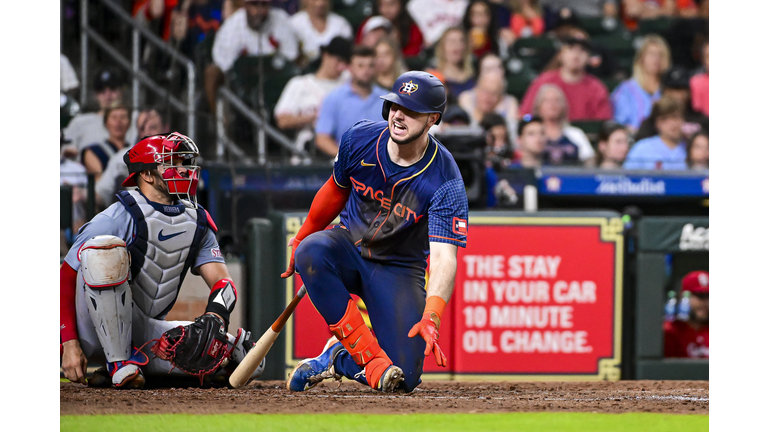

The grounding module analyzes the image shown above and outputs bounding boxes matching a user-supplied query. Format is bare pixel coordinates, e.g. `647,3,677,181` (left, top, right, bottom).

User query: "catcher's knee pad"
79,235,133,363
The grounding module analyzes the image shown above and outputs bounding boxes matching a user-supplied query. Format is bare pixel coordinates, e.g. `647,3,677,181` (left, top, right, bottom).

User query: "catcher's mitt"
151,314,233,383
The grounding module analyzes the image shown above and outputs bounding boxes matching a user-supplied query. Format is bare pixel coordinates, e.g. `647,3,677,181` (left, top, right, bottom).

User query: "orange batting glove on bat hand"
281,237,301,278
408,296,448,367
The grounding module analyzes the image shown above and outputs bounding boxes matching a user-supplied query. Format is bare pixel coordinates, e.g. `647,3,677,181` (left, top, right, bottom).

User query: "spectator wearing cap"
290,0,353,63
610,34,671,134
508,114,547,168
664,270,709,359
314,45,389,157
634,66,708,141
374,36,407,90
359,16,395,49
205,0,299,112
274,37,352,158
407,0,469,48
519,34,613,122
530,84,595,166
64,68,138,152
358,0,424,58
623,95,687,170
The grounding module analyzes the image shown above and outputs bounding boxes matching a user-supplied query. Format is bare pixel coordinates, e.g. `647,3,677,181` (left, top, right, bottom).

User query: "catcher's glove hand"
151,313,233,382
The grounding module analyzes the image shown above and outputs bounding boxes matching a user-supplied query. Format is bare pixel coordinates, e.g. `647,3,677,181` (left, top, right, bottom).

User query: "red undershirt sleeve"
60,262,78,343
295,176,351,242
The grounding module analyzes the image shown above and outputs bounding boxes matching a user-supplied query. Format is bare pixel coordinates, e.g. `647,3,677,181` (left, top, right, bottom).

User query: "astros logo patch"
399,80,419,95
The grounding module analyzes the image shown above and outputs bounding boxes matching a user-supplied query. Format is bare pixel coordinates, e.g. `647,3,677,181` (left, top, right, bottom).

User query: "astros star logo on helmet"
399,80,419,95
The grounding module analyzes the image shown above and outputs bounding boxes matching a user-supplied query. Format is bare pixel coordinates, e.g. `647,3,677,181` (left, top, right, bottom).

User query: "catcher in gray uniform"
60,132,264,388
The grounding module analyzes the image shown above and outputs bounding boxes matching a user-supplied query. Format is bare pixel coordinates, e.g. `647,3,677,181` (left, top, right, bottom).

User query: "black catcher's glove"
151,314,232,383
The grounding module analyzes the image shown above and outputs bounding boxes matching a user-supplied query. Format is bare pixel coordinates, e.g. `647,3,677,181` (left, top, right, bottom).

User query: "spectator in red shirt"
519,35,613,121
689,39,708,117
509,0,544,39
664,271,709,359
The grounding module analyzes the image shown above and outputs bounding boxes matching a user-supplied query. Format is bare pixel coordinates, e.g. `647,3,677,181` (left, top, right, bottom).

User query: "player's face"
388,103,434,145
153,158,189,199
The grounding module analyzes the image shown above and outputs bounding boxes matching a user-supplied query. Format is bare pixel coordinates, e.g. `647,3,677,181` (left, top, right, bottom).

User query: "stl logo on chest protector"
399,80,419,95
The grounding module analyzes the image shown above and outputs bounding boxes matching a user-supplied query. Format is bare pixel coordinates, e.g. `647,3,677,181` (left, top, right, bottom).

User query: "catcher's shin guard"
329,299,402,391
79,235,133,364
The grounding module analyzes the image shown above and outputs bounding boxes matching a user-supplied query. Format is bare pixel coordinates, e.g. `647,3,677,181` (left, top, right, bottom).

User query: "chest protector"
116,190,210,319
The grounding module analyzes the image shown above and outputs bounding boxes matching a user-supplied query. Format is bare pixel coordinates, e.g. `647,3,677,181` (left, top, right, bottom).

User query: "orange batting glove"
408,296,448,367
281,237,301,278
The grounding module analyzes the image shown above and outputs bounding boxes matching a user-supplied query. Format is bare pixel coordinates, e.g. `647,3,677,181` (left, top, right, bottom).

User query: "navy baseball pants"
294,227,427,392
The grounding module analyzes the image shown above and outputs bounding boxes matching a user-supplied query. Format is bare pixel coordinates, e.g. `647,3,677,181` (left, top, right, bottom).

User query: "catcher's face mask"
123,132,201,207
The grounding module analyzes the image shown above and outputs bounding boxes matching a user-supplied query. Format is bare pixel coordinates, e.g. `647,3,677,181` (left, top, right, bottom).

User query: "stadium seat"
332,0,374,32
591,31,636,76
504,59,538,101
580,16,625,37
637,17,674,36
227,55,301,113
571,120,605,147
509,36,558,72
601,77,622,93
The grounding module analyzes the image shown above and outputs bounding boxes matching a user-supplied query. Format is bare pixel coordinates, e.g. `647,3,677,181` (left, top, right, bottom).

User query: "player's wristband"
424,296,447,330
205,279,238,329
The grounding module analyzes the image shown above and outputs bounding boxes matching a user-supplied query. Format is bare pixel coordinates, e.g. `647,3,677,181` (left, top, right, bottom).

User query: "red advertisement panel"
452,220,622,377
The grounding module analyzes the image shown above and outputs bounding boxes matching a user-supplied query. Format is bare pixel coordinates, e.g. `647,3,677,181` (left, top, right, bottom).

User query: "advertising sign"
451,215,624,380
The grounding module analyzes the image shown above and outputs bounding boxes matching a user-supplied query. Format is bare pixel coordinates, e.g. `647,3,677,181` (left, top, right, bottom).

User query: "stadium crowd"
60,0,709,218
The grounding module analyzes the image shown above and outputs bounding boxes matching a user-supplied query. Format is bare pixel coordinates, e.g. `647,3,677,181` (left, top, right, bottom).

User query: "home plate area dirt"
60,379,708,415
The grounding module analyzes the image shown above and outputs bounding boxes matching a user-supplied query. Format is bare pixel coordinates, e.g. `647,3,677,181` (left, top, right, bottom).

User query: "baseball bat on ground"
228,285,307,389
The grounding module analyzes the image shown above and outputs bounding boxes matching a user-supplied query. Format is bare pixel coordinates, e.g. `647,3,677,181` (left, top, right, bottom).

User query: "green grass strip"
61,412,708,432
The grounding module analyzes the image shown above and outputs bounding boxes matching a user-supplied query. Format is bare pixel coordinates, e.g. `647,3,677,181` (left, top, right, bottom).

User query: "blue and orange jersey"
333,120,468,266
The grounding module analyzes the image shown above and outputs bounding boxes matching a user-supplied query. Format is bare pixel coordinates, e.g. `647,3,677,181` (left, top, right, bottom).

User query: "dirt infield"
60,379,708,416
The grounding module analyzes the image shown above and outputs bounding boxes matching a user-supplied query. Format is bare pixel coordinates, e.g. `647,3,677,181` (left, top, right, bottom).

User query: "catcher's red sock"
328,299,393,390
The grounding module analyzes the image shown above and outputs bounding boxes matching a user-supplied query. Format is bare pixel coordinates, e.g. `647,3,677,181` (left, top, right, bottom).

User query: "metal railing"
216,86,309,164
79,0,196,140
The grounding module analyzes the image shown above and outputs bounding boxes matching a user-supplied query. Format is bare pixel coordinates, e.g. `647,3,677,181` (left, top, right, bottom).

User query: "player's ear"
138,170,154,185
428,113,440,128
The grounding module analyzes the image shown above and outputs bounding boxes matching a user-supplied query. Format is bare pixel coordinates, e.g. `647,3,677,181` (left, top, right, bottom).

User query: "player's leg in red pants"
295,228,427,392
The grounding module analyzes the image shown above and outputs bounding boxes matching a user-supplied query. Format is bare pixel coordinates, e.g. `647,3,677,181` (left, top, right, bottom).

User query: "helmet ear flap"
381,100,393,121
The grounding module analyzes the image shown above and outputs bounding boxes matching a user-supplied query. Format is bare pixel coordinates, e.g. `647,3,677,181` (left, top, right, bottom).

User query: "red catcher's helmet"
122,132,201,204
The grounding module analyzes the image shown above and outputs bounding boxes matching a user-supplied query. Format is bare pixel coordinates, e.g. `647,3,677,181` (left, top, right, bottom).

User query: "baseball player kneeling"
60,133,264,388
284,71,468,393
